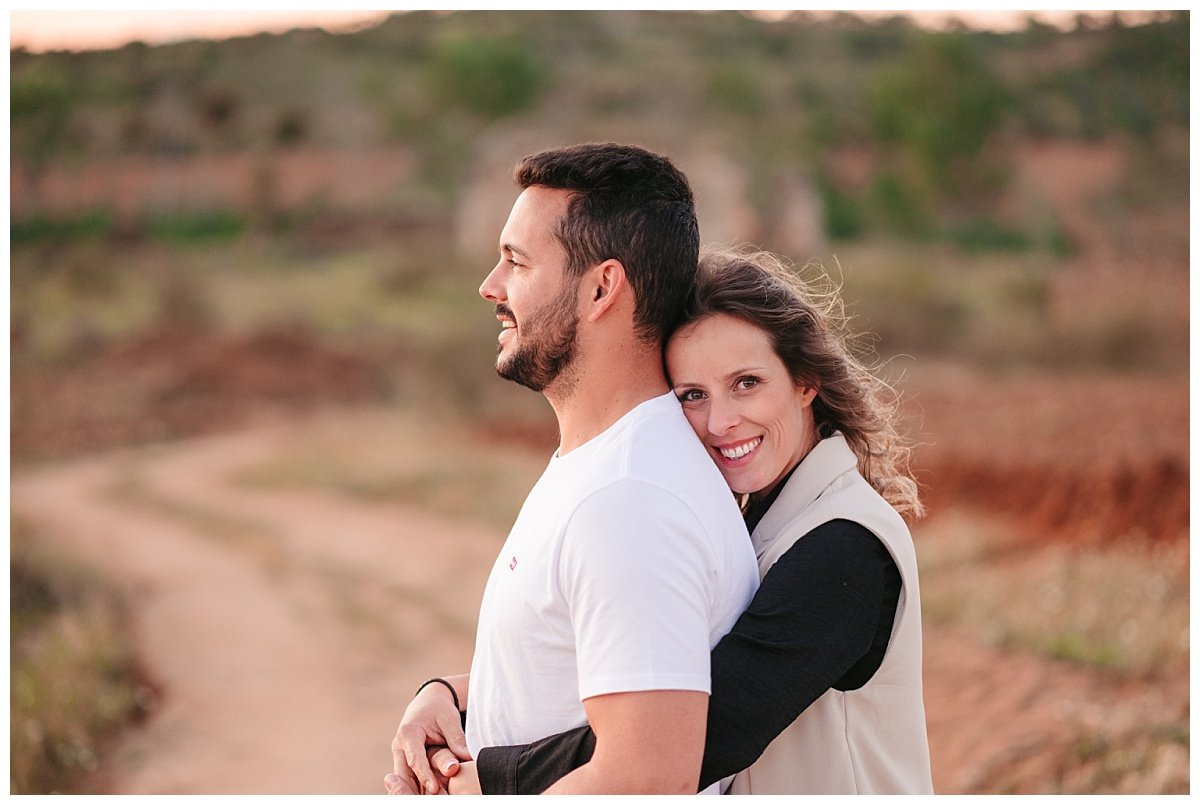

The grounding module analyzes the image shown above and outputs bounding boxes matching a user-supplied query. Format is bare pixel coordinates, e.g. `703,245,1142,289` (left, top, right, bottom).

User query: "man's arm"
474,521,899,793
386,673,471,795
542,690,707,794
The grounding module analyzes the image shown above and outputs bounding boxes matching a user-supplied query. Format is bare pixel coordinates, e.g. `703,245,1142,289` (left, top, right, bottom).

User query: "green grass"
945,218,1032,253
146,210,247,244
915,510,1190,675
10,516,152,794
11,210,112,245
1055,722,1189,793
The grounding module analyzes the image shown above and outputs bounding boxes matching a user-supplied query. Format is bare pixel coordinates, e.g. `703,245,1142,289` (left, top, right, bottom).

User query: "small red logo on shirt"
509,556,518,571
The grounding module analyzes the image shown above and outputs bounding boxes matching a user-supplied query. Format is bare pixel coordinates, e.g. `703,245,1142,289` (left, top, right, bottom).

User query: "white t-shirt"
466,391,759,760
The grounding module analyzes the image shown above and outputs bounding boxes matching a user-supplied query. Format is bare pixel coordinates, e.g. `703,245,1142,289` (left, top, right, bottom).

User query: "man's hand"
388,676,472,794
383,771,422,795
385,746,464,795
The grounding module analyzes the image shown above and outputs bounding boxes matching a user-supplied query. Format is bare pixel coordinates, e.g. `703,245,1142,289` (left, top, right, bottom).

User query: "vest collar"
750,432,858,557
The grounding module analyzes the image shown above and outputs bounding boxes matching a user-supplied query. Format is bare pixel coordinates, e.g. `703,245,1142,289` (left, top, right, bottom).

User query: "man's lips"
495,305,517,343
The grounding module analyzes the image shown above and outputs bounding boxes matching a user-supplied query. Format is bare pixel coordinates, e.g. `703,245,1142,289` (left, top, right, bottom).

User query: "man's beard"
496,281,580,394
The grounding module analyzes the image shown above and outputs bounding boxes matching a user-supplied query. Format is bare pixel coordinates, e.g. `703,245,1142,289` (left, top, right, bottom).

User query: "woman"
444,246,932,794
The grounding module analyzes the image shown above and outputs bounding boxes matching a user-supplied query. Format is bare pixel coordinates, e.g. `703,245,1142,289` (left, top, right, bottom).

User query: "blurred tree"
273,107,308,147
1097,14,1189,138
868,32,1012,197
11,59,76,180
815,173,863,241
707,62,767,118
424,33,550,121
197,89,238,130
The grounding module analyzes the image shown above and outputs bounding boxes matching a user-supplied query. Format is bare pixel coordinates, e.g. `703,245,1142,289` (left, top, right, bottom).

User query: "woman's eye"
677,389,705,403
735,376,760,391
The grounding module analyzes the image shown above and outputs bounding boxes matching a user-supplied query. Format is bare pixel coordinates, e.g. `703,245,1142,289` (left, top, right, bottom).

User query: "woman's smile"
667,313,819,497
715,436,763,463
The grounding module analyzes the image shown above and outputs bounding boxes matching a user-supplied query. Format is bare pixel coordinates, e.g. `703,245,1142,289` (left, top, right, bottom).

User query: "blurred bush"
868,32,1012,198
147,209,246,244
10,517,152,793
425,33,550,121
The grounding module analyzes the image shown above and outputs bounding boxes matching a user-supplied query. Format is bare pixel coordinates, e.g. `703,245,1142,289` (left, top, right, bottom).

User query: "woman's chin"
724,477,756,496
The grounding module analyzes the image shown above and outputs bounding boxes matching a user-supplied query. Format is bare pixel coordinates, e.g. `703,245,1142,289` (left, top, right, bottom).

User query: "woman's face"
667,313,819,498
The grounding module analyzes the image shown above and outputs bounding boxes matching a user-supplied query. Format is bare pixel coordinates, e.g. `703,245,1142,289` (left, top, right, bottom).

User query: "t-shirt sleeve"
559,479,717,701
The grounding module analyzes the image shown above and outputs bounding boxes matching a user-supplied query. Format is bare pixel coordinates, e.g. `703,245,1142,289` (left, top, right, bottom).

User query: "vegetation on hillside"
9,12,1191,464
11,10,1188,243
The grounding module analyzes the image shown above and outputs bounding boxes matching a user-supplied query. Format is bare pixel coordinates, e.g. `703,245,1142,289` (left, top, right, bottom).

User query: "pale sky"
9,10,391,53
7,7,1171,54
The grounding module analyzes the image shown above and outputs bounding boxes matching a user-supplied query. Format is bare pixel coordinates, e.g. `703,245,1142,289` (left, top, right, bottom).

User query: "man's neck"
545,341,669,456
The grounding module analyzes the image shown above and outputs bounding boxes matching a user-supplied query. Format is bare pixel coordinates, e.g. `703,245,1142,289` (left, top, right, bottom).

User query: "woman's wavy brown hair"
675,246,924,519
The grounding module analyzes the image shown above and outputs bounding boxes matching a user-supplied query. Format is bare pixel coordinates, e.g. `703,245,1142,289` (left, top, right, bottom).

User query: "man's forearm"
543,758,696,794
539,690,706,794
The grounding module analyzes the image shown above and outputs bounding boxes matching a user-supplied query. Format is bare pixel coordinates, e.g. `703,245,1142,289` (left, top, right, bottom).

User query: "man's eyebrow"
501,243,533,260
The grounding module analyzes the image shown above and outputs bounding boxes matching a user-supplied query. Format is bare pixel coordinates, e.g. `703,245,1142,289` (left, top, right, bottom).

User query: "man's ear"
584,259,627,323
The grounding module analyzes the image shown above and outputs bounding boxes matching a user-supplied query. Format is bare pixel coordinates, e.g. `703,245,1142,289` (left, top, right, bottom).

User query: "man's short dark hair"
515,142,699,344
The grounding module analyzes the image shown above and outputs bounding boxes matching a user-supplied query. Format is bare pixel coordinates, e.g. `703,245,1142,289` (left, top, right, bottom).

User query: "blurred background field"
9,10,1189,795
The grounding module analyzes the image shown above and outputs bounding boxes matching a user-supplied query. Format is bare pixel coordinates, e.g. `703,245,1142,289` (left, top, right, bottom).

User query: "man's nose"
479,262,505,303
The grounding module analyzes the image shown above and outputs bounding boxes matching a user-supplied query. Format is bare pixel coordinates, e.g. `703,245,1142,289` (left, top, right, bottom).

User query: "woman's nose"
707,398,740,435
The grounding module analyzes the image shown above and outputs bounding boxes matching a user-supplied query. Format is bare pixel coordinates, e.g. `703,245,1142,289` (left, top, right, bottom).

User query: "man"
385,143,758,795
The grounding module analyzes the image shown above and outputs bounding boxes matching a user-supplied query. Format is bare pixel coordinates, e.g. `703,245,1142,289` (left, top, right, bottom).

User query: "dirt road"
13,424,499,794
10,418,1186,793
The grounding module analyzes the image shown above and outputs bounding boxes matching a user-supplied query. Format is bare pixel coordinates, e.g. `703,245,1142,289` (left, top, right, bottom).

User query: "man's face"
479,186,582,393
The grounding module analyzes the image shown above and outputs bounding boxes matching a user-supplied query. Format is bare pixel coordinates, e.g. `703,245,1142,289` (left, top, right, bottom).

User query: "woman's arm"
698,519,898,786
474,519,899,794
476,726,594,794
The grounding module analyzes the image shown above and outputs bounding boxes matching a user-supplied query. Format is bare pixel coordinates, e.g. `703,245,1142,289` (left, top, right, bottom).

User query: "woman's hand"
447,761,480,795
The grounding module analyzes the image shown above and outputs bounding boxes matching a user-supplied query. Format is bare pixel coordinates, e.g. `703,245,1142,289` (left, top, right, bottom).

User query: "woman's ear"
585,259,627,322
796,383,818,407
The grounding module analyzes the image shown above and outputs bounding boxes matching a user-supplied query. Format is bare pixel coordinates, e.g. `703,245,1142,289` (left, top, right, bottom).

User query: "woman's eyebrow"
722,365,769,380
671,366,769,387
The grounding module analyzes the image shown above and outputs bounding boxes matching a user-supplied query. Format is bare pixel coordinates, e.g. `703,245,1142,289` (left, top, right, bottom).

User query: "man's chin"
496,357,540,392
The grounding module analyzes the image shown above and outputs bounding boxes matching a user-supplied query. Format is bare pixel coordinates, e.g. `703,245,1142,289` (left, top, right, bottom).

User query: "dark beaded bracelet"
416,677,461,711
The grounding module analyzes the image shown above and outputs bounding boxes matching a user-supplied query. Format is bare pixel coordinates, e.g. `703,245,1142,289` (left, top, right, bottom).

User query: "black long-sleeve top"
474,515,902,794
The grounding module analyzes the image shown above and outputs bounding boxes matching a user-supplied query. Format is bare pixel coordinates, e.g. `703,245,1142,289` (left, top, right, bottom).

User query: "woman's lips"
715,436,762,463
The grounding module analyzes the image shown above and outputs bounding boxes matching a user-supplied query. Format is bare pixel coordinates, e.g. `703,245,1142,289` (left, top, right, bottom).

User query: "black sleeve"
475,519,897,795
698,519,896,788
477,725,595,795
